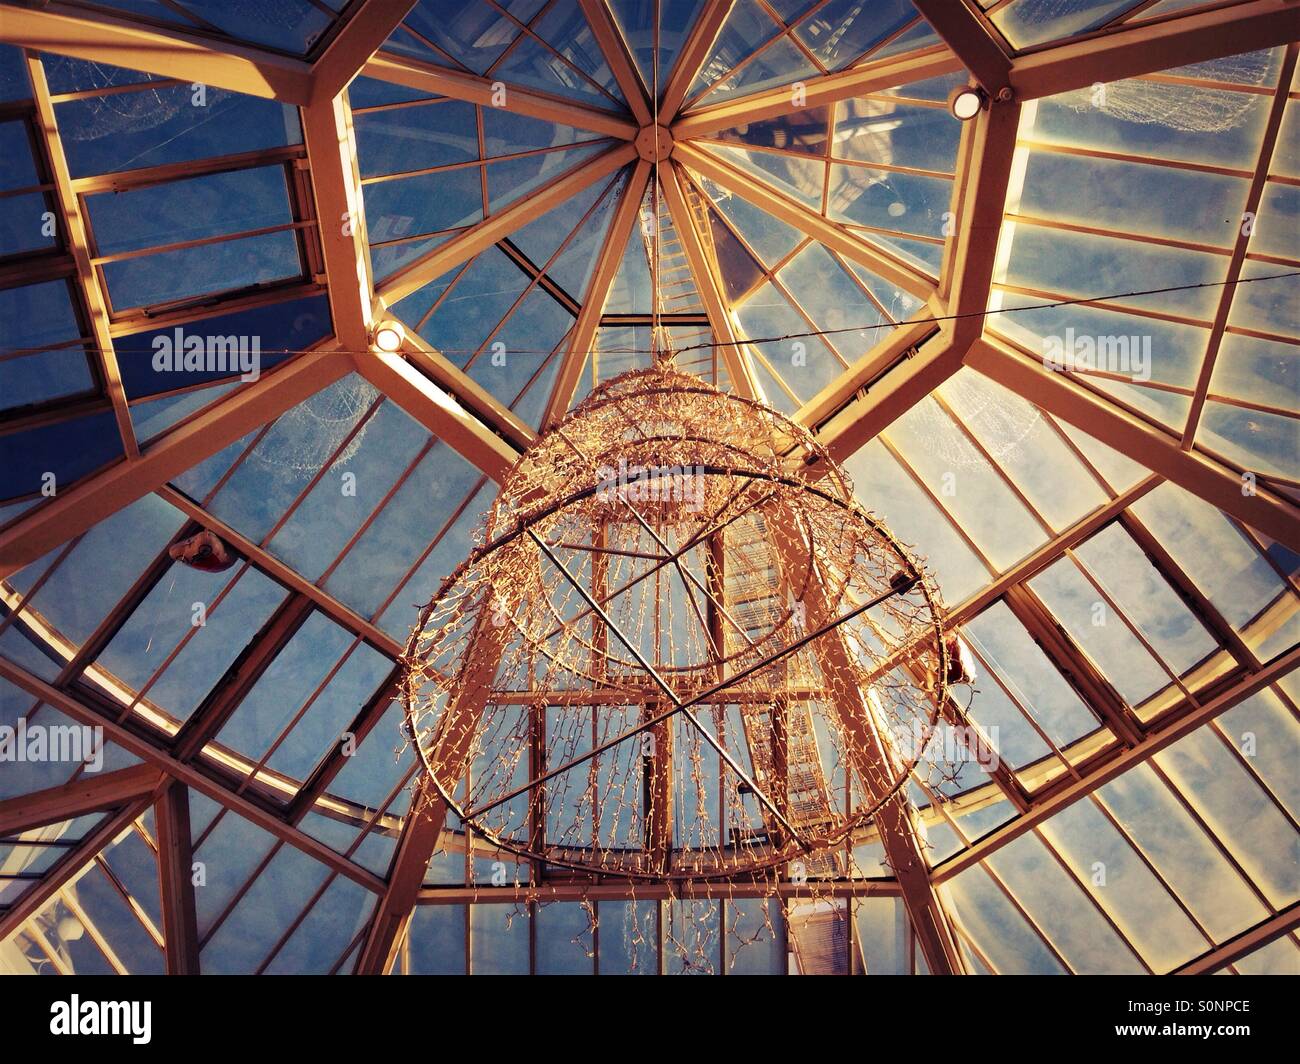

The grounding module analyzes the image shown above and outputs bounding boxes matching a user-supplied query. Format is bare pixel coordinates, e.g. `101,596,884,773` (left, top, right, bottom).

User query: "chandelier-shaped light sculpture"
402,365,958,882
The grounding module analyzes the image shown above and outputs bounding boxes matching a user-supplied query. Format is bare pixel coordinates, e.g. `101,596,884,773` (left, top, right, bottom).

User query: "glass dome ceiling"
0,0,1296,976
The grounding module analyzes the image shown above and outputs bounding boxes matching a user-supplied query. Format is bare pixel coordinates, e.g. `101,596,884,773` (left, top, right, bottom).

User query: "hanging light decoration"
401,365,963,883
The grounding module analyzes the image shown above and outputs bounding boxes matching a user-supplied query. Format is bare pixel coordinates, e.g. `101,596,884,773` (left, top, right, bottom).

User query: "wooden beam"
0,658,386,894
909,0,1011,95
0,2,313,104
26,54,136,460
352,349,520,482
804,99,1020,460
946,98,1021,341
933,645,1300,883
674,141,936,301
355,606,518,974
154,484,402,657
363,53,637,140
672,0,1298,140
0,347,352,580
301,93,375,353
155,784,200,975
796,315,939,433
311,0,419,102
404,332,535,453
769,507,965,974
376,141,638,304
579,0,650,127
1173,902,1300,975
0,764,160,837
0,799,150,941
543,159,651,426
172,594,316,761
661,163,759,398
812,329,960,464
1008,0,1300,101
660,0,734,120
1183,44,1297,445
969,336,1300,552
672,48,964,140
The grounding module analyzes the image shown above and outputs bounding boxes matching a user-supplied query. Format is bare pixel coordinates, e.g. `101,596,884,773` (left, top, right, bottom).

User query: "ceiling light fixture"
949,84,988,121
371,320,406,353
401,365,968,885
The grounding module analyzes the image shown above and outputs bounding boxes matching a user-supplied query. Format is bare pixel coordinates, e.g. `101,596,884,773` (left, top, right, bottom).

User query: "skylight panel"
1096,758,1270,944
54,80,302,178
169,0,335,56
1028,555,1174,706
0,281,93,413
0,119,57,260
327,450,487,629
1037,798,1209,972
10,493,184,653
205,376,380,544
265,874,379,973
843,438,992,603
266,401,432,582
114,292,331,401
938,371,1109,530
398,0,548,74
963,599,1104,753
88,166,305,313
984,831,1147,973
1155,726,1300,907
0,408,123,505
1131,483,1300,662
92,564,289,726
1071,523,1221,679
793,0,918,71
735,280,846,401
201,844,334,974
982,0,1150,50
944,861,1068,974
886,397,1048,571
606,0,704,98
1219,688,1300,823
688,0,790,104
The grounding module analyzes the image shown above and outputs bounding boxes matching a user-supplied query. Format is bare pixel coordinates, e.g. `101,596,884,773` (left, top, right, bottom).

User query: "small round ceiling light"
371,320,406,353
949,84,987,121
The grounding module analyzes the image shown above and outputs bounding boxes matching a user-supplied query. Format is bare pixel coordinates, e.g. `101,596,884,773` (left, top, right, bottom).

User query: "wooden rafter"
0,658,386,895
155,784,200,975
543,159,652,426
0,1,313,103
0,346,351,580
302,92,376,353
376,142,637,305
933,644,1300,883
363,53,638,140
969,335,1300,552
311,1,420,103
660,0,735,120
0,765,160,837
674,141,936,301
25,53,136,460
909,0,1011,96
661,163,759,399
579,0,651,127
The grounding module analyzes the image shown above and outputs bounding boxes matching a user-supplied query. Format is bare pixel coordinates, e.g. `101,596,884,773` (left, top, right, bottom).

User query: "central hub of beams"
635,124,674,162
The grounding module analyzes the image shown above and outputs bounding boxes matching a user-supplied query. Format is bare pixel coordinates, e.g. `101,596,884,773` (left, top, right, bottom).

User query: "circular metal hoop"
401,367,954,881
